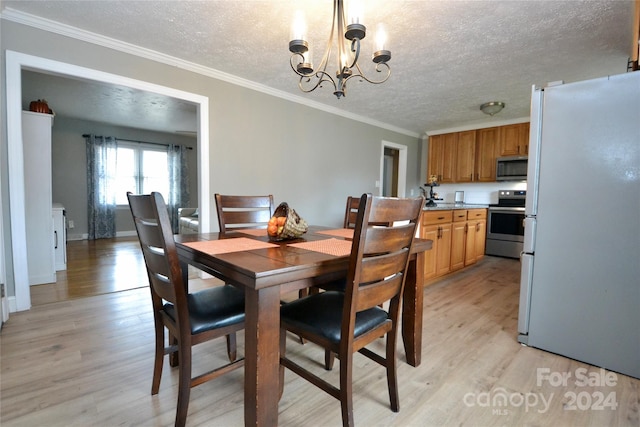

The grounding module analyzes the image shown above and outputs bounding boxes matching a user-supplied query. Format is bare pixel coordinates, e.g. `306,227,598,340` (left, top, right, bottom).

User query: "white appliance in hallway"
518,72,640,379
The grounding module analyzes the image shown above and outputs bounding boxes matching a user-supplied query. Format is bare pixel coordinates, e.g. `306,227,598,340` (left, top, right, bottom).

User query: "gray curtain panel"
167,144,190,233
86,134,117,239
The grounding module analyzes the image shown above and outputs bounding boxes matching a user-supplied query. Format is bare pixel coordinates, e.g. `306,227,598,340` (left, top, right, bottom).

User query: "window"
115,143,169,205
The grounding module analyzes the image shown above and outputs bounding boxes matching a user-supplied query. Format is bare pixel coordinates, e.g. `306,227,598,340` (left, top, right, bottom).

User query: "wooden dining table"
174,225,432,426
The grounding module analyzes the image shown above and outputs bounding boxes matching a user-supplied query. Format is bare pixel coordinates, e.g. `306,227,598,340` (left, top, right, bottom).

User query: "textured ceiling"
2,0,635,136
20,70,199,135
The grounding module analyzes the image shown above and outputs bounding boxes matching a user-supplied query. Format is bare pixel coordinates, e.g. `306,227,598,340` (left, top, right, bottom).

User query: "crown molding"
1,8,419,139
426,117,530,136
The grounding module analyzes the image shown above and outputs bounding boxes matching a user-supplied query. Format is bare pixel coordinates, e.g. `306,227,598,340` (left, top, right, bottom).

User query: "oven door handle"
488,207,526,213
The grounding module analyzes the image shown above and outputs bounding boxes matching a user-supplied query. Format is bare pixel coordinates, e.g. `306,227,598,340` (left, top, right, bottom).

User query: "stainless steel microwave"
496,156,528,181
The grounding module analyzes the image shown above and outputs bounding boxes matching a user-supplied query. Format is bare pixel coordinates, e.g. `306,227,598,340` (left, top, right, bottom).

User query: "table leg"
244,286,281,426
402,252,424,367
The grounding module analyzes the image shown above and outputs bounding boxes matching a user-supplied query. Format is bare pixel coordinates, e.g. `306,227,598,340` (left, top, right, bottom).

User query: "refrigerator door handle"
523,217,536,254
517,253,534,341
526,85,543,217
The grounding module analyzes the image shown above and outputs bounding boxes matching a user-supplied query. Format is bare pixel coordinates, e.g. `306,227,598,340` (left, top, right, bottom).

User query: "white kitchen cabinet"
22,111,56,285
52,204,67,271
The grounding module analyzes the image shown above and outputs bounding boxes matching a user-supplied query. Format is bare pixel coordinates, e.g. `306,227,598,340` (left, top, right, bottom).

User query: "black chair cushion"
164,285,245,335
318,278,346,292
280,291,388,344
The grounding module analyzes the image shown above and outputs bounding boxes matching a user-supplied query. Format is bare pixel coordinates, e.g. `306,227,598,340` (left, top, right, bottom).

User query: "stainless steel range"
485,190,525,259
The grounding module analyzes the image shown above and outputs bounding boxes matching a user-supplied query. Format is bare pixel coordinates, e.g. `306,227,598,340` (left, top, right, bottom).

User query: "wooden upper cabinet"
428,131,473,184
475,127,500,182
441,133,456,183
427,133,455,183
454,130,476,183
499,123,530,156
427,134,444,183
428,123,529,183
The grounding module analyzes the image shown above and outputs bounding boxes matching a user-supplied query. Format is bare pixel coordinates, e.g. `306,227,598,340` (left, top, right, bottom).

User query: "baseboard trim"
67,231,137,241
8,296,18,313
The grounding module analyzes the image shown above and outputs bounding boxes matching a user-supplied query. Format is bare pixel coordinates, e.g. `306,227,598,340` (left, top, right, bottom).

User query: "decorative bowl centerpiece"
29,99,52,114
267,202,308,241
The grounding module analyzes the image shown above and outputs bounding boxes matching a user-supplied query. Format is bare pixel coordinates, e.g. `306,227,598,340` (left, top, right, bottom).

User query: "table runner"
316,228,354,239
287,238,353,257
182,237,277,254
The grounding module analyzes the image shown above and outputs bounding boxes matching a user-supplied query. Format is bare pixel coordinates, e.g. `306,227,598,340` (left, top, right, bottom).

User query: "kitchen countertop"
423,203,489,211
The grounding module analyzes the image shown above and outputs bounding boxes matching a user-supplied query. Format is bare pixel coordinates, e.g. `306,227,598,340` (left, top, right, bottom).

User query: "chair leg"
324,349,335,370
386,331,400,412
339,351,355,427
295,290,309,344
226,333,237,362
169,332,179,367
174,338,192,427
151,322,165,395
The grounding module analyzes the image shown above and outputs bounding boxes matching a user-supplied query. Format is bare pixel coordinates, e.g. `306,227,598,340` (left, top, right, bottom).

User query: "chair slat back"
128,192,185,306
215,194,275,231
346,194,423,314
343,196,361,229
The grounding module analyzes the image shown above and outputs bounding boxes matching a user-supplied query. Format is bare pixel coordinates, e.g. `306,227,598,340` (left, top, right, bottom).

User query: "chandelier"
288,0,391,99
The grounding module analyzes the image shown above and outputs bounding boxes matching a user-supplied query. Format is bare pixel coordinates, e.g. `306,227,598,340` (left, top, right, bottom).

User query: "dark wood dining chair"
214,193,274,231
314,194,382,340
279,193,424,427
214,193,309,338
343,195,361,229
127,192,245,427
310,195,361,298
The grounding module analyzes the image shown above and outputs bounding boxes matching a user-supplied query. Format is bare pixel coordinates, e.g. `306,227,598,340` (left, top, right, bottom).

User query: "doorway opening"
380,141,407,197
5,50,210,312
383,147,399,197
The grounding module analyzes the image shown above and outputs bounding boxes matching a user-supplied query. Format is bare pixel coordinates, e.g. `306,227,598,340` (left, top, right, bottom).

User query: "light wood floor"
30,236,150,306
2,256,638,426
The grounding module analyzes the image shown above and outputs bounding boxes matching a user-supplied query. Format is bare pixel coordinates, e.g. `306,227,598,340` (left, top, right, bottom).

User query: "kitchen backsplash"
433,181,527,204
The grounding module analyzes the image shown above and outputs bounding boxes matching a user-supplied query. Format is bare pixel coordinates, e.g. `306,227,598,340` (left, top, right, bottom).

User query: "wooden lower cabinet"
422,211,453,281
422,224,439,279
464,209,488,266
422,208,487,283
464,220,480,266
436,223,452,276
450,210,468,272
475,219,486,261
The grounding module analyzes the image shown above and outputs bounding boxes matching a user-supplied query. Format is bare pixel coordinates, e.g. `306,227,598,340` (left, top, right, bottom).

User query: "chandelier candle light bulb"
373,23,391,63
288,0,391,99
348,0,363,25
289,10,308,54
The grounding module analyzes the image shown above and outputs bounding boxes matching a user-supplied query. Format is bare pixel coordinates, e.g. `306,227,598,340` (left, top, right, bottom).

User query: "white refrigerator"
518,72,640,380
